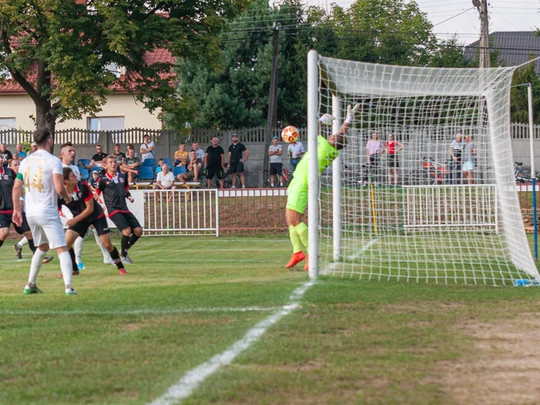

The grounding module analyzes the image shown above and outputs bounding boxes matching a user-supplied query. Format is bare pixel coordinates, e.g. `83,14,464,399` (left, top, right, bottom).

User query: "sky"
305,0,540,45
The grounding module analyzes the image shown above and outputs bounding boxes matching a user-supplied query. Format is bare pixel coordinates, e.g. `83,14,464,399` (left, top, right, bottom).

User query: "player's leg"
109,213,134,263
0,214,10,247
91,226,113,264
238,163,246,188
23,218,48,294
42,217,77,295
93,217,127,275
73,236,85,270
126,213,142,252
13,235,28,259
285,180,308,268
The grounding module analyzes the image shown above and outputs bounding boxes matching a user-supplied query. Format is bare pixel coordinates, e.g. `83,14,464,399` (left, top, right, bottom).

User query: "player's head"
62,167,77,185
329,134,347,151
10,159,20,173
60,142,75,163
105,155,117,173
34,128,52,148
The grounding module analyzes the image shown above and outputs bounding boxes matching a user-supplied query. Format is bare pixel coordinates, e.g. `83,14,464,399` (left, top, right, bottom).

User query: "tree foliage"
511,61,540,124
0,0,246,133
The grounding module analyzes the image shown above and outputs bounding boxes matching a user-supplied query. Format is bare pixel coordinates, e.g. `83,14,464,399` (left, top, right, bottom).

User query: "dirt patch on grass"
436,316,540,404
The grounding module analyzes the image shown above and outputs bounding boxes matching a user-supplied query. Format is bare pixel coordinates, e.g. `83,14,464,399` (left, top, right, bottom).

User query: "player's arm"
227,151,231,168
53,173,72,203
242,148,249,162
221,152,224,168
12,177,24,226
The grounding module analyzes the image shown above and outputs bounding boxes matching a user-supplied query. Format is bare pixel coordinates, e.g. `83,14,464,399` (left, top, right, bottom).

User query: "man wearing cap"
268,135,283,188
227,133,249,189
28,142,37,155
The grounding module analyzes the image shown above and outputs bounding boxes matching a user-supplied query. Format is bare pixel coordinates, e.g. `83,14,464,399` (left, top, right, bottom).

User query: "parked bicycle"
406,157,449,185
264,166,291,187
514,161,532,183
199,166,241,189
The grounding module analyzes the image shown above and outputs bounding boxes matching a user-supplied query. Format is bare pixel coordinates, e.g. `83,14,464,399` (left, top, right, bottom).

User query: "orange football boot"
286,251,306,269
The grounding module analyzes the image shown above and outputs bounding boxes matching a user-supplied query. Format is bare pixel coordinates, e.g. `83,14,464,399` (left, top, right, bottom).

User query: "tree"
0,0,246,135
429,37,471,68
511,61,540,124
172,0,309,129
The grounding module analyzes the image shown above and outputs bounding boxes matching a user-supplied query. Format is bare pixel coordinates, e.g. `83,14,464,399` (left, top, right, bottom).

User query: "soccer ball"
281,126,300,143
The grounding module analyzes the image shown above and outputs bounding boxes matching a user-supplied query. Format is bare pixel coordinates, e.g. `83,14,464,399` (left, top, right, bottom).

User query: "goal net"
307,51,539,285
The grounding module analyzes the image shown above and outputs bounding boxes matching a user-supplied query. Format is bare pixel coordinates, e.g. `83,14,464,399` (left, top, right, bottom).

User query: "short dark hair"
34,128,51,146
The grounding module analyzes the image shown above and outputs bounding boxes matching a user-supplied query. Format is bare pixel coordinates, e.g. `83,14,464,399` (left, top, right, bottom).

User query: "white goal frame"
307,50,539,284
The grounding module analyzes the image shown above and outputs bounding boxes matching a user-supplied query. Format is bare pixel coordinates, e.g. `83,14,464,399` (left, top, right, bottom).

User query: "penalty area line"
149,280,315,405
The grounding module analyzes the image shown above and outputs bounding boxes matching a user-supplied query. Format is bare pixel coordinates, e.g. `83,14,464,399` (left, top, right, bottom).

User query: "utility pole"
263,22,279,186
473,0,490,68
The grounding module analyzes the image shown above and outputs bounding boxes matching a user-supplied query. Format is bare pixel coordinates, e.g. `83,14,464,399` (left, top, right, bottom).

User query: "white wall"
0,93,162,130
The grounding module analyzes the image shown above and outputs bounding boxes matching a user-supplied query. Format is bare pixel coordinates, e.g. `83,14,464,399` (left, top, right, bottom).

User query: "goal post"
307,51,540,285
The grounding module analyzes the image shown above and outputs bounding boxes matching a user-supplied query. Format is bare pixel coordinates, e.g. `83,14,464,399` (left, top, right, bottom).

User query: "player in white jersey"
60,143,113,269
13,128,77,295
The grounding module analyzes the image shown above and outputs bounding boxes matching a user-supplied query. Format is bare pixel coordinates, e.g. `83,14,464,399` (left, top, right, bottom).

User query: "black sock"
69,248,78,272
109,247,124,270
121,235,129,257
128,233,140,249
28,239,36,253
0,240,3,248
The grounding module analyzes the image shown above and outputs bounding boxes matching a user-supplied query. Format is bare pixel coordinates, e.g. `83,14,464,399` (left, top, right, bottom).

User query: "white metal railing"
403,184,497,231
133,189,218,236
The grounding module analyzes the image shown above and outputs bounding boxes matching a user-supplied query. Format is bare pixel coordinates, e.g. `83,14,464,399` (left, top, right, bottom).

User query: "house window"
88,117,125,143
0,118,16,144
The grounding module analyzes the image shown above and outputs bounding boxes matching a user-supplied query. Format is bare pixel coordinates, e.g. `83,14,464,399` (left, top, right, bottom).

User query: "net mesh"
316,56,539,285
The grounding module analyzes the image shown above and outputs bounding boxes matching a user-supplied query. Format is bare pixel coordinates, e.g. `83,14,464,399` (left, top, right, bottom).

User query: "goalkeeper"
285,104,359,270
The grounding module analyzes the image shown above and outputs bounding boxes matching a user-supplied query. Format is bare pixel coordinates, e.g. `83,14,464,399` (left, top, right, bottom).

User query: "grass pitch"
1,236,540,404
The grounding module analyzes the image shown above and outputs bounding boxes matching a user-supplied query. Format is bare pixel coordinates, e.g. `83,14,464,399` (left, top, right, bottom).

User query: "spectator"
383,133,403,185
177,150,202,183
287,138,304,173
192,142,205,161
28,142,37,155
89,169,101,191
140,134,155,163
205,137,225,189
366,132,383,184
11,153,19,162
268,135,284,188
0,143,13,167
462,135,477,184
227,133,249,189
122,147,141,185
153,164,176,201
450,133,463,184
155,158,164,174
174,143,189,167
113,144,125,165
15,144,26,159
87,144,107,169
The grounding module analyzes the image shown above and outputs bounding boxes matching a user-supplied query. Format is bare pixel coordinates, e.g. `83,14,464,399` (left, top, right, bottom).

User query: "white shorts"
27,215,67,249
462,161,474,172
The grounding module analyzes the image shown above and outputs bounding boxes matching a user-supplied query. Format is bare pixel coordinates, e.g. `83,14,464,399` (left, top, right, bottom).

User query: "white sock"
74,236,84,264
92,228,112,261
18,236,28,247
28,249,46,285
280,183,283,187
58,251,73,288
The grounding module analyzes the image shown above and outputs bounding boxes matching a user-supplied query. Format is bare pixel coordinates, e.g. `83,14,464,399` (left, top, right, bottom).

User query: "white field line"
320,239,378,275
0,306,277,316
149,280,315,405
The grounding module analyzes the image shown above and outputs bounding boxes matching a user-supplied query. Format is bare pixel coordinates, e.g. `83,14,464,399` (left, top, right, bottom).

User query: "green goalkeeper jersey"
292,135,339,185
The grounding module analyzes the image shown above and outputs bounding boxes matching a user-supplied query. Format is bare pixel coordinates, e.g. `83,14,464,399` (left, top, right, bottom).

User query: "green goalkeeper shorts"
286,179,308,214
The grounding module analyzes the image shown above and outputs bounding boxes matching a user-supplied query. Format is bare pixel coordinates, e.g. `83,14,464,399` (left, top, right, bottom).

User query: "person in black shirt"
59,167,127,275
113,144,126,165
0,143,13,167
227,133,249,188
87,144,108,169
95,155,143,264
205,137,225,189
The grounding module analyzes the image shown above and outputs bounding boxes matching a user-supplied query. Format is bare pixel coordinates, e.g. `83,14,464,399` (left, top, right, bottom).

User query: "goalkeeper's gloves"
345,104,360,124
319,113,335,126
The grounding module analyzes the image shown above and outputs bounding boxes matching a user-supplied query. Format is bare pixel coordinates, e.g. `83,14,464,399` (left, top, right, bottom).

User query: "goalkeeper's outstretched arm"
328,104,360,150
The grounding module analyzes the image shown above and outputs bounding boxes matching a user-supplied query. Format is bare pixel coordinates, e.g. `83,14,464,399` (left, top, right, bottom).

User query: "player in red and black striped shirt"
95,155,142,264
58,167,127,275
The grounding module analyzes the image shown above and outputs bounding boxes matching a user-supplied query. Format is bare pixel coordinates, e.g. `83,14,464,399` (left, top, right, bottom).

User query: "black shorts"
0,212,30,234
387,155,399,168
69,215,110,237
369,154,380,166
270,163,282,176
205,166,224,180
229,161,244,173
109,211,141,232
